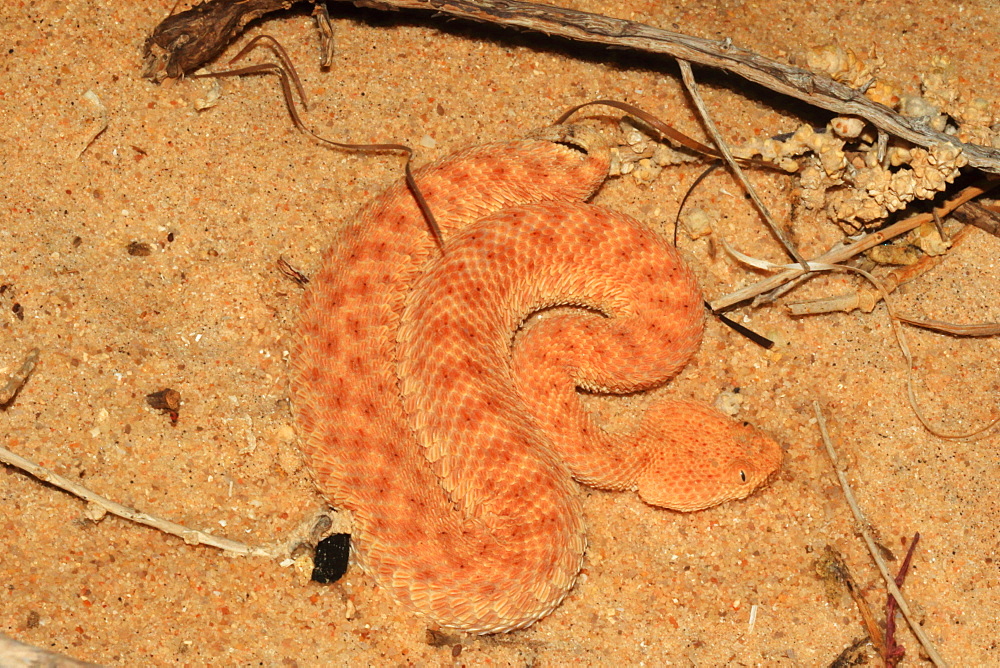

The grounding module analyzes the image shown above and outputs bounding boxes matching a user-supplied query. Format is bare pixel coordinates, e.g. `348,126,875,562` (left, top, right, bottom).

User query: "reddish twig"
885,533,922,666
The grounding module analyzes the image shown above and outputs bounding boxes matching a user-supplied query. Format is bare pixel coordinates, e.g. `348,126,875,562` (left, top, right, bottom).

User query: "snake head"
636,400,783,512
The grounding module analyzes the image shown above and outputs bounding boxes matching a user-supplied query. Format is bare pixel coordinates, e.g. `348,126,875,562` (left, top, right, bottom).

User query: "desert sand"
2,1,999,665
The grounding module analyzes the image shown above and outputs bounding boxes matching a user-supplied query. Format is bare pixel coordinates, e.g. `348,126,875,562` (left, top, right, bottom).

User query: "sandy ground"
2,1,999,666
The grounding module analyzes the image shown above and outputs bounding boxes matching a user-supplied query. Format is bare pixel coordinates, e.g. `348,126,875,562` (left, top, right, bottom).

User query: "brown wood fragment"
143,0,297,82
0,348,40,407
127,241,153,256
277,256,310,286
146,388,181,411
141,0,1000,173
951,200,1000,238
146,388,182,424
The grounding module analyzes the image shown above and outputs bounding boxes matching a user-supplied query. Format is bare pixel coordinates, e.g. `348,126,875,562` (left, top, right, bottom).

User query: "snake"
291,125,782,633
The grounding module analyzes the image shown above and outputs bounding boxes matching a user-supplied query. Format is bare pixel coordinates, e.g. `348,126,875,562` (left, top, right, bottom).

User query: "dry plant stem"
313,2,336,67
894,315,1000,337
676,59,808,271
334,0,1000,174
709,179,998,311
822,545,885,654
142,0,1000,173
813,401,948,668
0,633,102,668
195,36,446,249
557,99,722,159
0,444,278,558
846,267,1000,438
885,533,921,665
0,347,39,406
786,225,974,317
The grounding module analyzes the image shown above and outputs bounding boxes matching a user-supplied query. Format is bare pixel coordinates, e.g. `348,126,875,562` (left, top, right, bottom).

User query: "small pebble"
312,533,351,584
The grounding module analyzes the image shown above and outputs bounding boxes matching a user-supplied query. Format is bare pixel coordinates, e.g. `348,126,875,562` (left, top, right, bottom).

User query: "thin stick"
786,225,974,317
0,444,277,557
677,59,808,271
194,40,446,251
813,401,948,668
556,99,723,160
0,634,101,668
0,348,39,406
710,179,999,311
885,533,921,665
893,315,1000,337
143,0,1000,173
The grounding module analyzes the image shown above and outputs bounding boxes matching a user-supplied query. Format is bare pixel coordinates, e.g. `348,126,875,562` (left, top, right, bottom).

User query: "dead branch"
0,443,280,557
814,401,948,668
0,348,39,407
0,634,102,668
709,178,999,311
143,0,297,80
143,0,1000,173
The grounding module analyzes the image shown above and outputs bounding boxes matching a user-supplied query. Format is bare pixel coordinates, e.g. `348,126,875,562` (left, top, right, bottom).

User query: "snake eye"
739,470,748,483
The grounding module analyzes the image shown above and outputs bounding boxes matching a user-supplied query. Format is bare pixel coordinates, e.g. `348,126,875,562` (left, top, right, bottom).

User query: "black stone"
311,534,351,584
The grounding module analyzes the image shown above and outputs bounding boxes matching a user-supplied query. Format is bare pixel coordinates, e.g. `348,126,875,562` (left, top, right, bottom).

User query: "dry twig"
0,347,39,407
143,0,1000,173
192,34,446,250
0,443,280,557
709,178,999,311
813,401,947,668
676,59,808,271
893,314,1000,337
885,533,921,666
786,225,975,318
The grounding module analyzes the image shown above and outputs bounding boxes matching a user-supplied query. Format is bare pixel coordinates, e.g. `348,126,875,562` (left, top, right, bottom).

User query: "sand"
2,1,999,665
